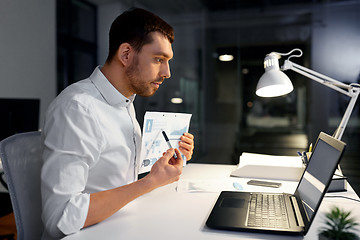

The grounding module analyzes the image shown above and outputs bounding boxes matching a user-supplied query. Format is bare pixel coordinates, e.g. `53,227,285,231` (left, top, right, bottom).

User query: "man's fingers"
179,133,194,161
180,133,194,145
183,132,194,139
173,148,183,163
161,148,175,161
179,144,193,161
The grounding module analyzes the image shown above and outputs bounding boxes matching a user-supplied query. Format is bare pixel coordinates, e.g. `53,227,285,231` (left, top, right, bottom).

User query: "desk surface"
63,163,360,240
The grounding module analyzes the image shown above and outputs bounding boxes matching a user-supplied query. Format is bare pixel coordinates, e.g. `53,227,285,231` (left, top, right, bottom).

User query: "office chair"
0,131,43,240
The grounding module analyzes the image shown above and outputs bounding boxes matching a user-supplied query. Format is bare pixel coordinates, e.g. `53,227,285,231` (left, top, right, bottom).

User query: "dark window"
57,0,97,93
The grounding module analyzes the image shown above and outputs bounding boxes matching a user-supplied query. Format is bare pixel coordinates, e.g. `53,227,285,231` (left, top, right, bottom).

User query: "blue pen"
297,151,306,165
162,130,178,159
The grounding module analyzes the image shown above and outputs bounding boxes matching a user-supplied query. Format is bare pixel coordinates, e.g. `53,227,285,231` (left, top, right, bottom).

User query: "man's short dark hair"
106,8,174,63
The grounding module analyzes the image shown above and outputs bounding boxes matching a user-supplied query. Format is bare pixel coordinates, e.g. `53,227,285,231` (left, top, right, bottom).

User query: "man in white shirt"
41,8,194,238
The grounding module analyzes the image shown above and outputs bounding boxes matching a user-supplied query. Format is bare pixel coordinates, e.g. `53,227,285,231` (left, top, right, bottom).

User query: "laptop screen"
295,132,345,223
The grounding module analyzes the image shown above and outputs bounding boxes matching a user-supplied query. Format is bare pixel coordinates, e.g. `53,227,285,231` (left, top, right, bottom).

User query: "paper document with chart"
139,112,192,174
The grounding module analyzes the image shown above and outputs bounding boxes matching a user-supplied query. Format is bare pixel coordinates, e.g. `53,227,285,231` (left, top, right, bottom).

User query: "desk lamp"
256,48,360,141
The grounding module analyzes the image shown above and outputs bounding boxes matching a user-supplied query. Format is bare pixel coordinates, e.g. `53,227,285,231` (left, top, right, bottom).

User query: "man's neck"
100,62,133,98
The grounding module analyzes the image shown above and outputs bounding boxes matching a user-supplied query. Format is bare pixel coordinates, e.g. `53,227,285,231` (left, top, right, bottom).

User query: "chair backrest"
0,131,43,240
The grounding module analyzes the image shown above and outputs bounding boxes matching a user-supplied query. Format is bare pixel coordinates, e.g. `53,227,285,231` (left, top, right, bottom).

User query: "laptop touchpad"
220,198,245,208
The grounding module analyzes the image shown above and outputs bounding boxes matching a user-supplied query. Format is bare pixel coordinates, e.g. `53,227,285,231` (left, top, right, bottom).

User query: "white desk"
63,163,360,240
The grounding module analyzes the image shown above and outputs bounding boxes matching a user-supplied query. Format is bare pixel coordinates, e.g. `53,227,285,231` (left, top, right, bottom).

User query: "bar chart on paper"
139,112,192,174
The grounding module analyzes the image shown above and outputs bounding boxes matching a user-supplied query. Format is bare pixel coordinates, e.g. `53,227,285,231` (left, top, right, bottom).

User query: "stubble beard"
125,55,159,97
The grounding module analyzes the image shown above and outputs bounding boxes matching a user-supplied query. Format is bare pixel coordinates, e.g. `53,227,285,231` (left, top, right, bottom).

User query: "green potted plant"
319,206,359,240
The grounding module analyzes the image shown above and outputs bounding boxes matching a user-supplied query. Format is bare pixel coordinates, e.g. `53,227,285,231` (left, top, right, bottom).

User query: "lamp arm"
284,60,353,97
334,91,360,140
283,59,360,140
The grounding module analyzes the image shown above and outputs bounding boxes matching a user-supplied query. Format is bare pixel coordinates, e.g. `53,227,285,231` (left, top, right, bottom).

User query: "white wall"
0,0,56,128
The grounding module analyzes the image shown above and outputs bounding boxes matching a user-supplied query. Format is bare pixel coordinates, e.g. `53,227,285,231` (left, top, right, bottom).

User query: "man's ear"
116,43,133,66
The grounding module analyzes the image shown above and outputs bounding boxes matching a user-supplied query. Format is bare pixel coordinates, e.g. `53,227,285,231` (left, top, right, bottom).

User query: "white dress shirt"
41,67,142,238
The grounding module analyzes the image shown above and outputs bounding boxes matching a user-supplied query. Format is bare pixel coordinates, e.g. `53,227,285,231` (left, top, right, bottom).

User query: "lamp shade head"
256,53,294,97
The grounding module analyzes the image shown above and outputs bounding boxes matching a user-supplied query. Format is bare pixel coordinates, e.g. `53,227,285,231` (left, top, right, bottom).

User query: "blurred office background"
0,0,359,197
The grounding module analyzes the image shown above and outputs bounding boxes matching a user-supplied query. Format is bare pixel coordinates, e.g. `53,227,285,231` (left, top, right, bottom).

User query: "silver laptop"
206,132,346,235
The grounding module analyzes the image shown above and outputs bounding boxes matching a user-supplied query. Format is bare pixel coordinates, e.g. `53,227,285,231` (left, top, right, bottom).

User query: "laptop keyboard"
247,193,290,229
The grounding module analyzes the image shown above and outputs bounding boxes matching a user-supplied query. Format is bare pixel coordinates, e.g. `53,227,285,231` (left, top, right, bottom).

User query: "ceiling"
86,0,348,14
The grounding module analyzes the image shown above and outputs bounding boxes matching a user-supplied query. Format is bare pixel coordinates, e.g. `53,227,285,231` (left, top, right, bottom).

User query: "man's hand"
84,148,183,229
179,132,194,161
147,148,183,188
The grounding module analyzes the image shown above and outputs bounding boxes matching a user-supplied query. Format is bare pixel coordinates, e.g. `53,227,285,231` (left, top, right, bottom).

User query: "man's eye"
155,58,163,63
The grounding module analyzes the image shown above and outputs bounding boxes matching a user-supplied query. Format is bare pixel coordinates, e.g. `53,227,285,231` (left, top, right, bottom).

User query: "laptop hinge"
290,196,305,227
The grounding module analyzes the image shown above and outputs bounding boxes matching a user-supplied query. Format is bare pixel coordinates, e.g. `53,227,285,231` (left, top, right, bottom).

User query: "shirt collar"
89,66,135,107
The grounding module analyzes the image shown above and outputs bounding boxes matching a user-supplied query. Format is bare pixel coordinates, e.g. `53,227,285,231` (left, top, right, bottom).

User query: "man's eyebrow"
154,52,173,59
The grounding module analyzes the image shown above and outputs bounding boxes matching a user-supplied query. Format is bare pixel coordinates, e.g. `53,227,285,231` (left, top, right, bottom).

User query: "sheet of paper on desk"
139,111,192,174
177,179,243,193
231,152,304,181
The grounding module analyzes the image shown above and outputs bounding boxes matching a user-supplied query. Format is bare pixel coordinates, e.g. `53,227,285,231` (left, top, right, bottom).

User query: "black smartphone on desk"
247,180,282,188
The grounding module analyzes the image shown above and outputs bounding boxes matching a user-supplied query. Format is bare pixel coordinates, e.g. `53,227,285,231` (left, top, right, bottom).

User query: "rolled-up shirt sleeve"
41,98,104,238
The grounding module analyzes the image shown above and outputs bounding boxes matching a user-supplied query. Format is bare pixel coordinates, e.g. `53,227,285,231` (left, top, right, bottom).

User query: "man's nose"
161,62,171,79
